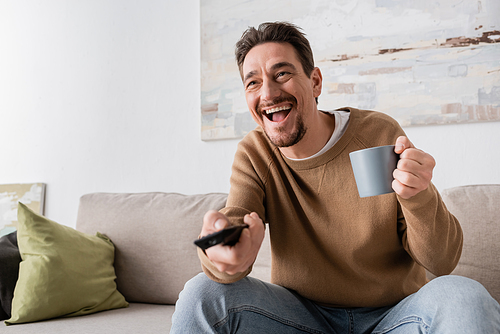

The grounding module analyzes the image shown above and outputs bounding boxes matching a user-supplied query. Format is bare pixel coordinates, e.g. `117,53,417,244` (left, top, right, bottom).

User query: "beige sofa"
4,185,499,333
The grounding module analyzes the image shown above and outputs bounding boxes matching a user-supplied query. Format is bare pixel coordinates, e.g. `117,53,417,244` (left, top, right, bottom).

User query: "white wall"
1,0,499,227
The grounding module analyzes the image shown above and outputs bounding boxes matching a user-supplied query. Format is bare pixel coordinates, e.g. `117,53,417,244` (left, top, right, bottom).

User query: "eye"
245,80,259,90
276,71,290,80
245,81,254,89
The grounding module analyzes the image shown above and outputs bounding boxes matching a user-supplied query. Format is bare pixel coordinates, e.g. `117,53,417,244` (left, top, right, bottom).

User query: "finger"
244,212,264,231
211,256,244,274
392,179,420,200
243,212,265,248
208,239,251,274
221,247,256,275
397,155,425,174
393,168,422,189
393,159,433,199
400,148,436,170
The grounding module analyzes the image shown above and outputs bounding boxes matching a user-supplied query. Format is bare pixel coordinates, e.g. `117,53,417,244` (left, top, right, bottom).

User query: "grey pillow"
0,232,21,320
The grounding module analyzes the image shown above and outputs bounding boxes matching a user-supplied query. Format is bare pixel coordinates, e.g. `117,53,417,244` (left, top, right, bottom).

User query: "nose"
261,78,280,102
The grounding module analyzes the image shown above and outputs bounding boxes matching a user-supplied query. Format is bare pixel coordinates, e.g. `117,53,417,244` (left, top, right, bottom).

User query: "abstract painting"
200,0,500,140
0,183,46,236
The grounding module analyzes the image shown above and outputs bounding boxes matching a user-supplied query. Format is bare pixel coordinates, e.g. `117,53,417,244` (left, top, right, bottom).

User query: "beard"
257,95,307,148
263,112,307,148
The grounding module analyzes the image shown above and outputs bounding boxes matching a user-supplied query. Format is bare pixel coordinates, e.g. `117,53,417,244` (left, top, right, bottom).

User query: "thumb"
394,136,414,154
202,210,228,235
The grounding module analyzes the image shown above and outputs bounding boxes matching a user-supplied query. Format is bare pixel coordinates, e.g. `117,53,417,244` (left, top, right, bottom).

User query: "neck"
279,110,335,159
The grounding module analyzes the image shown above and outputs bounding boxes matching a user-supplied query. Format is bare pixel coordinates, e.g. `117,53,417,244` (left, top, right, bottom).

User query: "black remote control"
194,224,249,250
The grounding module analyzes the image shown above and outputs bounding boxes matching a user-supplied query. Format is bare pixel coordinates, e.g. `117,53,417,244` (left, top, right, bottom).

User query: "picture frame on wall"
0,183,46,237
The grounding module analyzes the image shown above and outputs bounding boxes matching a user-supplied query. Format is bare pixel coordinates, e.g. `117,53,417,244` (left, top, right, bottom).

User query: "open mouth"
264,105,292,122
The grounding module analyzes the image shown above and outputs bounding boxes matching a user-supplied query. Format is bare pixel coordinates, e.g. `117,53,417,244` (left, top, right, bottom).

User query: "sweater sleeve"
197,130,270,283
361,109,463,276
397,182,463,276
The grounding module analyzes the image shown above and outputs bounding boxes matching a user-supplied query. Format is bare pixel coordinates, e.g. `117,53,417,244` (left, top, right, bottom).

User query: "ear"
311,67,322,98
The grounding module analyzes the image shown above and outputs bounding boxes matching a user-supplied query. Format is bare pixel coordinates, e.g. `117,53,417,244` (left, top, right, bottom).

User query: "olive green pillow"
5,203,128,325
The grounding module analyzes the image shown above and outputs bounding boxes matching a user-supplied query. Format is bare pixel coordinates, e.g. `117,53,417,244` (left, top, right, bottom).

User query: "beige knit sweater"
199,107,462,308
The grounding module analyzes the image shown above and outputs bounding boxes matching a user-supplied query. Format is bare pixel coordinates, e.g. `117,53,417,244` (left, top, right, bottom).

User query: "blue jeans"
171,273,500,333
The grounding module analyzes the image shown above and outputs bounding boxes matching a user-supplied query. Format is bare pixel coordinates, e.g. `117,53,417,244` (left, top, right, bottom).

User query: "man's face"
242,42,321,148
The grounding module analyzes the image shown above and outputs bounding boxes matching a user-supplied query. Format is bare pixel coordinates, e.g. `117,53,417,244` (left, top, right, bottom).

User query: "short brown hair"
235,22,315,78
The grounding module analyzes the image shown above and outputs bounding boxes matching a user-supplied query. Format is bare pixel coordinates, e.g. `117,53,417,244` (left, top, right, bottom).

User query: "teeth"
266,106,291,114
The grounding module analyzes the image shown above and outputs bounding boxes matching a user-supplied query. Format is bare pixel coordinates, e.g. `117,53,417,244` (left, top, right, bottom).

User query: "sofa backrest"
441,184,500,303
76,185,499,306
76,192,227,304
76,192,271,305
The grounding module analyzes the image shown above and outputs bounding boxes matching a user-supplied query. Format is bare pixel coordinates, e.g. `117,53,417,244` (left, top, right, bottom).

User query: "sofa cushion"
6,203,128,325
0,231,21,320
2,303,173,334
441,184,500,303
76,192,229,304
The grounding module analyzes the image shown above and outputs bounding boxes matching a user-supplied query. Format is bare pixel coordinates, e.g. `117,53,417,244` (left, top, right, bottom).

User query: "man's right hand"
201,210,265,275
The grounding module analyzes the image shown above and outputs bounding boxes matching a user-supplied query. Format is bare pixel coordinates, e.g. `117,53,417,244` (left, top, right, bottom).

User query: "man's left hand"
393,136,436,199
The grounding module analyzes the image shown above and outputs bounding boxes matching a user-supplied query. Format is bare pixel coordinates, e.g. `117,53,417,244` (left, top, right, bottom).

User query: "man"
171,22,500,333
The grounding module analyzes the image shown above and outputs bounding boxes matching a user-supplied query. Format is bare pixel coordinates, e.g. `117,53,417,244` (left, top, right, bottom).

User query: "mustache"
257,95,297,114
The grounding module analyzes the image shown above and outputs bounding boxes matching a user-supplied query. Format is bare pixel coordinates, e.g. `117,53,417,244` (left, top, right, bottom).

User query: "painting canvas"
200,0,500,140
0,183,46,236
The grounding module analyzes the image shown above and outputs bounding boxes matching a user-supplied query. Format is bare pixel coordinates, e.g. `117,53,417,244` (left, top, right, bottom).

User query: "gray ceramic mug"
349,145,399,198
